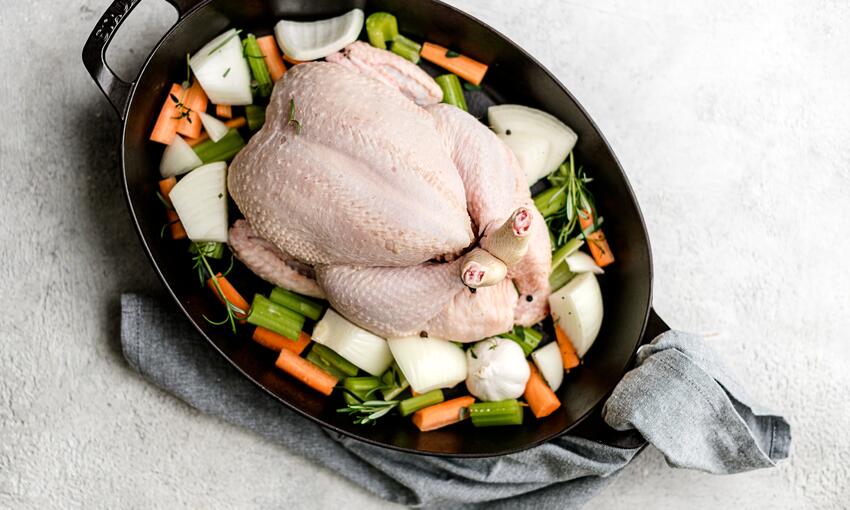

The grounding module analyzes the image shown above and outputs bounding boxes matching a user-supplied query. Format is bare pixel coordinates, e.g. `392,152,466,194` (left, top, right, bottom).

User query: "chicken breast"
228,62,473,268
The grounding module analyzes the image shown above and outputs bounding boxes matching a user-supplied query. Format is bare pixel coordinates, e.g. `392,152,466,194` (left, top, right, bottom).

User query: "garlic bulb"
465,338,530,401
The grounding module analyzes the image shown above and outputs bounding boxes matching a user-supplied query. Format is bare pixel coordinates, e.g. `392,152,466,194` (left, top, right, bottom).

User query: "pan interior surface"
121,0,652,456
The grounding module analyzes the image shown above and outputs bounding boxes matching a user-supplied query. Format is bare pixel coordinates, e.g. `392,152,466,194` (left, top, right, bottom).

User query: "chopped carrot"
420,42,488,86
165,209,187,240
158,176,177,196
215,104,233,119
150,83,184,144
256,35,287,81
282,53,308,66
412,396,475,432
186,117,246,146
158,177,186,239
524,362,561,418
252,327,311,355
176,80,208,139
275,348,338,396
206,273,250,320
555,325,581,370
579,210,615,267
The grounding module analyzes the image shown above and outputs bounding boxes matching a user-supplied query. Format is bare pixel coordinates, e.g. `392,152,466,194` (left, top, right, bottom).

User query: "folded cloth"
121,294,790,509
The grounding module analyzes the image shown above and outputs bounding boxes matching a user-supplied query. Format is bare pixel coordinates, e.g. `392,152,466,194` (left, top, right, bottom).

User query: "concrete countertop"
1,0,847,508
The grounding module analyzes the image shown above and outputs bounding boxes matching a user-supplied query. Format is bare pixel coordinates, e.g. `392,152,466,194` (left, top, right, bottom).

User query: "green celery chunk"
246,294,304,341
435,74,468,111
311,343,359,377
469,400,524,427
268,287,324,321
399,389,444,417
365,12,399,49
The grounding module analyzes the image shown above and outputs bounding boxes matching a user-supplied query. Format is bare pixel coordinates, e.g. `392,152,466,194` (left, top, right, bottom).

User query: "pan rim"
119,0,653,457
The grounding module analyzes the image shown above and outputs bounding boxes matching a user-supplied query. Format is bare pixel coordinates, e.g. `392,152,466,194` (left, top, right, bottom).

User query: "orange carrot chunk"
555,325,581,370
186,117,246,146
252,327,311,355
275,348,338,396
420,42,488,86
176,80,208,139
215,104,233,119
256,35,287,81
524,362,561,418
158,177,187,239
150,83,184,144
206,273,250,320
578,210,615,268
412,396,476,432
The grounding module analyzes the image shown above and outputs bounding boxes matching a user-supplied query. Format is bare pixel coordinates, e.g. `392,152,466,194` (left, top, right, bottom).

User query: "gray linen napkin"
121,293,790,509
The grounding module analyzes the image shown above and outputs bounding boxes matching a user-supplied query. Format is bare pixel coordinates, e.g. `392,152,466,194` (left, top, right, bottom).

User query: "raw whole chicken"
228,42,551,342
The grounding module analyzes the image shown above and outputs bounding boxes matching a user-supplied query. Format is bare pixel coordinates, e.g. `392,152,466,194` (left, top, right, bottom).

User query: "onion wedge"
274,9,364,61
168,162,228,243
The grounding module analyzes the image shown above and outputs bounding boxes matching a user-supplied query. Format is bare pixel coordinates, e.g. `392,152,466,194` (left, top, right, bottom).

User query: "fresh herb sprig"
169,91,193,122
287,98,302,134
542,152,600,247
337,399,399,425
191,242,245,333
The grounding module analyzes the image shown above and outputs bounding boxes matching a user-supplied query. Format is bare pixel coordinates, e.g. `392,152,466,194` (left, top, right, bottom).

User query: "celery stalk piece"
549,261,577,291
306,349,347,379
311,343,359,377
188,241,224,259
243,34,273,97
269,287,324,321
390,34,421,64
551,236,585,269
435,74,468,111
342,376,382,404
246,294,305,341
533,186,567,218
501,327,542,357
365,12,399,49
380,362,410,401
245,104,266,131
193,128,246,164
469,400,524,427
399,389,444,417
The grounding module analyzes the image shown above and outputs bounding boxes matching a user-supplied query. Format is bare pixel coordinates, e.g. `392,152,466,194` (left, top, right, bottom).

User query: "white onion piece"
565,250,605,275
548,272,603,358
311,309,392,376
531,342,564,391
168,162,228,243
488,104,578,184
497,132,550,187
199,112,229,143
189,29,252,105
388,336,467,394
159,135,202,178
274,8,364,61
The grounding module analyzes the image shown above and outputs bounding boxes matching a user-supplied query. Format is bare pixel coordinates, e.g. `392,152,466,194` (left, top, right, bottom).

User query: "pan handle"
641,307,670,346
82,0,203,119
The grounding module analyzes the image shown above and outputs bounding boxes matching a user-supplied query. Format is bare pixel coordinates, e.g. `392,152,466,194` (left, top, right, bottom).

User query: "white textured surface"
1,0,848,508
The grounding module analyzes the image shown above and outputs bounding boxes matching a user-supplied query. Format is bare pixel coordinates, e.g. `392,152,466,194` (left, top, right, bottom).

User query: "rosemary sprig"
287,98,302,134
169,91,193,122
337,399,399,425
545,152,599,247
191,242,246,333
